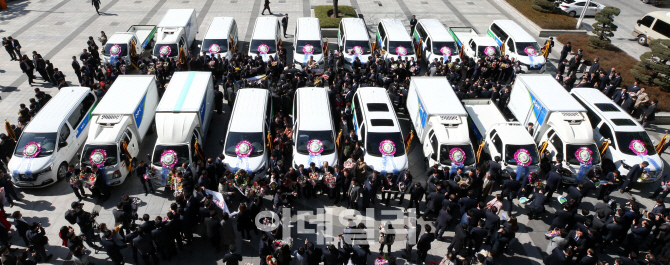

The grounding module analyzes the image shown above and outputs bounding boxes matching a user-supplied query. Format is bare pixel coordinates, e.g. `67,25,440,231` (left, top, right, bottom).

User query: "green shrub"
589,6,621,49
314,5,356,28
505,0,577,29
532,0,560,13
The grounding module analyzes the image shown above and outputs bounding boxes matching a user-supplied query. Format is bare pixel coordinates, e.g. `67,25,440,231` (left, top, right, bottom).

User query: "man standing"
214,87,224,115
261,0,273,15
20,57,35,86
92,0,102,15
641,99,658,128
347,179,361,210
136,161,155,196
65,165,86,201
2,37,17,61
281,14,289,38
134,228,161,265
101,230,128,265
26,222,53,262
8,37,21,58
559,41,571,63
650,172,670,200
620,161,648,194
409,15,418,34
416,225,435,264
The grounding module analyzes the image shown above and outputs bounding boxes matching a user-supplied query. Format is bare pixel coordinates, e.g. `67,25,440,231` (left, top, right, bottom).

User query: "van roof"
252,17,278,40
418,19,454,42
341,18,369,41
472,36,498,46
93,76,154,115
410,77,466,116
571,88,643,132
645,11,670,24
156,72,211,113
156,28,184,44
491,20,536,42
157,9,195,28
516,75,585,112
25,87,91,133
356,87,401,132
380,19,412,41
228,89,269,132
107,33,134,44
204,17,234,40
296,17,322,40
296,87,332,131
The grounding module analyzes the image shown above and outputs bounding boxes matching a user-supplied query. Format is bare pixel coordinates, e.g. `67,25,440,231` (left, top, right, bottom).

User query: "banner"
205,189,230,214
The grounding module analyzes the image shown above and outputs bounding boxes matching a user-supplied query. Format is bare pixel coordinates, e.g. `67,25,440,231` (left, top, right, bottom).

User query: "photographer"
26,222,52,262
75,208,100,250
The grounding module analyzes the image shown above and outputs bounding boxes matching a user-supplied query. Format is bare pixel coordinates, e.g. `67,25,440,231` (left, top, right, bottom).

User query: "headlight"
113,170,121,179
36,163,54,176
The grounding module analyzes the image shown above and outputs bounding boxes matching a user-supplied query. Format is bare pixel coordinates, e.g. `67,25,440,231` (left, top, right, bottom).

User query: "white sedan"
560,0,605,17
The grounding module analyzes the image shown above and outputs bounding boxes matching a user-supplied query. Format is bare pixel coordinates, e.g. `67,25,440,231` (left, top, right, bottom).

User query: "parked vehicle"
337,18,373,72
248,17,282,62
633,11,670,46
507,75,600,183
200,17,239,61
571,88,664,183
487,20,546,73
560,0,605,17
449,27,501,59
293,17,325,69
374,19,417,65
8,88,98,187
81,76,159,186
292,87,338,169
153,9,198,59
412,19,459,64
103,25,156,65
406,77,475,171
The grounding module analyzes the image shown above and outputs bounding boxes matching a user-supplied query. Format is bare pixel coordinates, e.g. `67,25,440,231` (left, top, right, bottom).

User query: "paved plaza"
0,0,668,264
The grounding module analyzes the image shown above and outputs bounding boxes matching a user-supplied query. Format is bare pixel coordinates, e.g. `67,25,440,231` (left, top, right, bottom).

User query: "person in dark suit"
223,245,243,265
347,179,361,210
261,0,273,15
20,57,35,85
566,184,584,205
91,165,110,201
577,249,597,265
622,219,651,255
545,168,562,202
9,37,21,57
484,207,500,233
11,211,30,246
394,171,412,204
641,99,658,128
136,161,155,195
259,233,273,265
620,161,648,194
92,0,101,15
151,219,175,261
139,214,156,232
543,247,571,265
133,228,160,265
612,87,628,105
458,190,478,216
567,228,588,257
72,56,82,83
101,230,127,265
550,204,573,230
469,220,488,253
448,223,470,254
589,58,599,74
281,14,288,37
2,37,18,61
406,182,424,214
409,15,418,34
434,206,452,240
502,173,521,213
416,226,435,264
603,216,623,248
621,95,636,114
423,189,445,220
526,189,547,219
64,165,86,201
322,244,340,265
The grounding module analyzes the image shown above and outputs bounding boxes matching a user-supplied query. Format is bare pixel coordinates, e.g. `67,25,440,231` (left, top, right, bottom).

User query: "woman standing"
378,222,395,255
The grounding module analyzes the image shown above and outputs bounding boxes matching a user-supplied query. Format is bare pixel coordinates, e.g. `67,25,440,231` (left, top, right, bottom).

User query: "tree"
333,0,338,18
532,0,561,13
588,6,621,49
630,39,670,91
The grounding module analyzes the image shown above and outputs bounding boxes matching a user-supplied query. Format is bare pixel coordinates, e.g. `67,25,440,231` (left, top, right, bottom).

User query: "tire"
56,162,68,181
638,35,648,46
642,0,649,3
148,121,156,135
568,11,577,17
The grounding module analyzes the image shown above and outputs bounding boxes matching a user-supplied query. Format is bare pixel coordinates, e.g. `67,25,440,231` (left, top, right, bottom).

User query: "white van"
571,88,664,183
200,17,239,60
412,19,459,64
153,9,198,59
633,11,670,45
221,89,272,178
292,87,338,169
488,20,546,73
248,17,281,62
375,19,417,65
337,18,372,71
293,17,325,69
351,87,408,175
8,88,97,187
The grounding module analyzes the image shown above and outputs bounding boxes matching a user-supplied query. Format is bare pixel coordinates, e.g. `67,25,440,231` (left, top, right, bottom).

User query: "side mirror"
59,141,68,148
637,20,642,25
146,153,152,161
219,140,224,146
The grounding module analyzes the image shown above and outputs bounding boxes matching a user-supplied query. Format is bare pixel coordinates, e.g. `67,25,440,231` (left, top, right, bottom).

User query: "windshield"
153,44,179,57
202,39,229,53
296,130,336,155
505,144,540,165
432,41,458,55
439,145,476,166
615,131,657,156
344,40,372,55
389,41,415,55
477,45,500,57
516,42,542,56
296,40,323,55
566,144,602,165
224,132,265,157
104,43,128,57
366,132,406,157
250,39,277,54
14,133,57,158
81,144,119,167
152,145,190,168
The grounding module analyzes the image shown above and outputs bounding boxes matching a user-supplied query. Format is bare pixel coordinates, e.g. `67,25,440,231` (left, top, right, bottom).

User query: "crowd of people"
0,15,669,265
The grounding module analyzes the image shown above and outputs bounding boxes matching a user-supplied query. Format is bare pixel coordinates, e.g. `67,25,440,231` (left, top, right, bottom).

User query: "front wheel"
56,162,68,181
568,11,577,17
637,35,648,46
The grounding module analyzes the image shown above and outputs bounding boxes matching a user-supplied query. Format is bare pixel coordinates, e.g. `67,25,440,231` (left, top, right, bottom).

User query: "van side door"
122,128,139,159
423,129,438,164
58,123,74,156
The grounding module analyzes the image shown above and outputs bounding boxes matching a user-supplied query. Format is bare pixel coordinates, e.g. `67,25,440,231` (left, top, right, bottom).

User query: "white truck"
80,76,159,186
507,75,601,184
449,27,501,59
151,72,214,183
153,9,198,59
103,25,157,65
406,77,476,172
463,99,540,177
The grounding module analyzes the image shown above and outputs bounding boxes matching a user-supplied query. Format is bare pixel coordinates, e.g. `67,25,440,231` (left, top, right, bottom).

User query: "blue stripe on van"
174,72,196,112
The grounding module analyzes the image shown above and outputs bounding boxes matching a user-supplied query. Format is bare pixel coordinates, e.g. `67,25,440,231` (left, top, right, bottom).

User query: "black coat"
426,192,445,212
133,233,156,254
436,209,452,227
546,171,562,190
101,237,127,260
543,247,567,265
222,252,243,265
416,233,435,251
551,209,573,229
